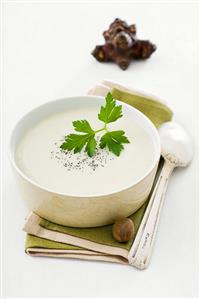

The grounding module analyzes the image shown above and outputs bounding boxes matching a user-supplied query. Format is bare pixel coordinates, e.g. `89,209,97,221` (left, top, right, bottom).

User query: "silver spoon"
128,121,194,269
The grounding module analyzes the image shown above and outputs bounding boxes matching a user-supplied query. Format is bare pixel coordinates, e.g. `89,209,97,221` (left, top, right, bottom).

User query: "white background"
2,1,199,298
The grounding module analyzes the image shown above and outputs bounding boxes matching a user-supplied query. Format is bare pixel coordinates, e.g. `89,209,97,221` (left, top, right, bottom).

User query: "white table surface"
2,1,199,298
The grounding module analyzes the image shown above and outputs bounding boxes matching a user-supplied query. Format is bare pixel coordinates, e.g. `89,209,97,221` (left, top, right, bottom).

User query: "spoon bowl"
158,121,194,167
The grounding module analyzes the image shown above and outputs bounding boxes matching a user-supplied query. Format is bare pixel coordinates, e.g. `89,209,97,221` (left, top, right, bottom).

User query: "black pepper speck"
50,136,115,173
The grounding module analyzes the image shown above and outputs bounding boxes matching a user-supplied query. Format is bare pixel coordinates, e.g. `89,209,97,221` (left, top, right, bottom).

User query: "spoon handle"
128,165,164,263
132,160,175,269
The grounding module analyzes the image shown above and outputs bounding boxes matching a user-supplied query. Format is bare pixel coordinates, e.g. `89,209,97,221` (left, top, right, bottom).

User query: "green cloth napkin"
24,86,173,261
25,201,148,252
112,88,173,128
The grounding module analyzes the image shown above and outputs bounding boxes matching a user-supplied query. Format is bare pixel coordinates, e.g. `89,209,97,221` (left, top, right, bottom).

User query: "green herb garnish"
60,92,130,157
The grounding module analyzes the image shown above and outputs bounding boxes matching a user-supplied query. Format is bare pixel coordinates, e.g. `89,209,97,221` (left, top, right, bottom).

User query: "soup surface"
15,105,156,196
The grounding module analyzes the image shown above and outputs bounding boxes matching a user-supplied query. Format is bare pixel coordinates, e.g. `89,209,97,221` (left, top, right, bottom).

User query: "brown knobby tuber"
92,18,156,70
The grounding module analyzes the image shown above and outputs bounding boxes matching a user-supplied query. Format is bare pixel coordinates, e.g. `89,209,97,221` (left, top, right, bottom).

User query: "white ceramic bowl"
10,96,161,227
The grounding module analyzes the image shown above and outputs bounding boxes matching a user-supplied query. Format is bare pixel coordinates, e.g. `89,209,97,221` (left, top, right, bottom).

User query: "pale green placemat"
112,88,173,128
26,200,148,251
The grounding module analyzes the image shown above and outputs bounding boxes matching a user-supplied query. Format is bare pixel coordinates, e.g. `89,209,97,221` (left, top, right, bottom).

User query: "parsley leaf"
72,120,94,133
85,135,97,157
100,130,130,156
60,133,96,157
98,92,122,124
60,92,130,157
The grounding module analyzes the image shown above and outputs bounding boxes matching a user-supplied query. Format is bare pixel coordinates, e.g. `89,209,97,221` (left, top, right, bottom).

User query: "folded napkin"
24,200,149,264
23,81,173,266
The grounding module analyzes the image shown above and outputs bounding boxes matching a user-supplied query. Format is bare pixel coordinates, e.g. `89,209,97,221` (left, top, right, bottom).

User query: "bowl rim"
9,95,161,198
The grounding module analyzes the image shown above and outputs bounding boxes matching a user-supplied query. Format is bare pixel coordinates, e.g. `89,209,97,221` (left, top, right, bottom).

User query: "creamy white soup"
15,106,156,196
